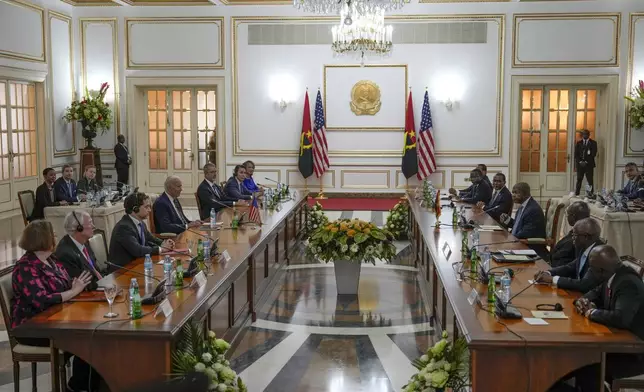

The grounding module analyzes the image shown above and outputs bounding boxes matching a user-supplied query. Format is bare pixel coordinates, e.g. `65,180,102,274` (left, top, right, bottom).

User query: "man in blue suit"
475,172,513,221
53,164,84,203
620,162,642,200
197,163,247,220
225,165,254,201
500,182,547,257
153,176,202,234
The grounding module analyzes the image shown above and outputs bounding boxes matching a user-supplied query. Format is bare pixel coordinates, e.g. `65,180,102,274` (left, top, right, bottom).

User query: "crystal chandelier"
293,0,408,16
331,5,393,64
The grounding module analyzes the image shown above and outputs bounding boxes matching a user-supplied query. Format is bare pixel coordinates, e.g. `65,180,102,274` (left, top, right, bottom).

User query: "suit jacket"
53,177,78,203
583,264,644,340
153,192,190,235
108,215,162,269
114,143,131,170
505,197,547,256
224,176,253,201
482,175,492,189
549,242,601,293
549,230,576,268
460,180,492,205
574,138,597,169
484,186,513,221
197,180,234,220
77,177,99,195
54,234,102,291
32,182,60,221
622,175,643,200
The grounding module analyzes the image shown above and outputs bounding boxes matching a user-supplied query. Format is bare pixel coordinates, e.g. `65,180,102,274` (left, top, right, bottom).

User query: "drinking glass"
103,284,119,318
187,239,195,255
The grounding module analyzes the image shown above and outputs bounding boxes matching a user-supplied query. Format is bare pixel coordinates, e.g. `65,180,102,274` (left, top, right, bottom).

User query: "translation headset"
125,189,142,214
72,211,84,232
536,303,564,312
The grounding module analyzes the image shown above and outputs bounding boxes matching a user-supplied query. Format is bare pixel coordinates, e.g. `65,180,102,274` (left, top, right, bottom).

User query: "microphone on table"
104,261,170,305
469,240,520,254
158,245,205,278
104,261,162,283
185,228,218,242
483,205,501,213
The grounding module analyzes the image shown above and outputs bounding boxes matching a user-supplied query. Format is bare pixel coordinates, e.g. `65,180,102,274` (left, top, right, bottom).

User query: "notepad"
499,255,532,262
531,311,568,319
479,225,503,231
501,249,537,256
524,317,548,326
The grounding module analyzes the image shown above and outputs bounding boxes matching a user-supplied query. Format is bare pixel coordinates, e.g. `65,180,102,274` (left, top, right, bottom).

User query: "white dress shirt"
552,242,596,286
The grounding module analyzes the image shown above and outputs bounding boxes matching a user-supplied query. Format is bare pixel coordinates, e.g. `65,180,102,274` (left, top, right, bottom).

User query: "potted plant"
305,201,329,238
306,218,396,295
385,200,409,240
63,82,113,148
402,331,469,392
625,80,644,131
171,323,247,391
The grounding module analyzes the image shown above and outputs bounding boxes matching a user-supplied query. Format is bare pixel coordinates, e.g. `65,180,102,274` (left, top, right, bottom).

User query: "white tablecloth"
45,202,126,247
560,195,644,260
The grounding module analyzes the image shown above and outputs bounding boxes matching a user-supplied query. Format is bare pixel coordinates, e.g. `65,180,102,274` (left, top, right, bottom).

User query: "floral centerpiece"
625,80,644,130
63,82,113,148
402,331,469,392
385,201,409,240
306,218,397,295
423,179,437,211
172,323,247,392
305,201,329,238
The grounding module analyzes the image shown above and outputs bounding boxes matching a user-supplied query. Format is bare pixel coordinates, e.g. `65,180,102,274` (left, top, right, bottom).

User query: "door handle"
567,154,570,163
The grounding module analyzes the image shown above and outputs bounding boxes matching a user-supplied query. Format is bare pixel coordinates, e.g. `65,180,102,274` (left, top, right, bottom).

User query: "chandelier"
293,0,408,16
331,5,393,64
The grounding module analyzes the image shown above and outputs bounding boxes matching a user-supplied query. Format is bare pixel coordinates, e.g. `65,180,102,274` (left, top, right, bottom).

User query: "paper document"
501,255,532,261
479,225,503,231
501,249,537,256
524,318,549,326
531,311,568,319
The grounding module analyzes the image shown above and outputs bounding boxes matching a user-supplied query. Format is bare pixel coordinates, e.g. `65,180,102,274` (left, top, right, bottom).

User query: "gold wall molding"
49,11,76,157
395,169,445,189
625,13,644,157
0,0,45,63
286,169,336,189
80,18,119,144
125,17,224,70
231,14,504,158
512,13,621,68
340,169,390,189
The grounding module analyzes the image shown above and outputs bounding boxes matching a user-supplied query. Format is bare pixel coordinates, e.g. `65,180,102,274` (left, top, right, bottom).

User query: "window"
147,90,168,170
575,89,597,141
520,88,542,173
197,90,217,169
547,89,569,173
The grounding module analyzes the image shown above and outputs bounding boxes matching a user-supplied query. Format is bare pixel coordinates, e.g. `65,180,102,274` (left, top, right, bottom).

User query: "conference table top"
13,193,306,339
408,195,644,352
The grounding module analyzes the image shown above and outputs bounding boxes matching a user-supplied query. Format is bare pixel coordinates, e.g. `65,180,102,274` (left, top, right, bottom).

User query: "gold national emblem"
350,80,382,116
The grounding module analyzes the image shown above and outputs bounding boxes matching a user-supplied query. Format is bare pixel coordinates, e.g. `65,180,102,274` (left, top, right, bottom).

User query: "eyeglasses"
571,232,590,238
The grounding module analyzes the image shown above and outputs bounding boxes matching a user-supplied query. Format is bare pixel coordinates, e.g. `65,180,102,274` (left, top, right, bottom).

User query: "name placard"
190,271,207,289
442,241,452,260
154,298,174,318
467,288,479,306
220,250,231,263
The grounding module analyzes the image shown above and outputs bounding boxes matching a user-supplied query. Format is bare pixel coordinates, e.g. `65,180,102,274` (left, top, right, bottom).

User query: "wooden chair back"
17,190,35,226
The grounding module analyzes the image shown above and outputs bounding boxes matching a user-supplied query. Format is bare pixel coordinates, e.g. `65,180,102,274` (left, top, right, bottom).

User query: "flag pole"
400,178,408,200
316,173,327,200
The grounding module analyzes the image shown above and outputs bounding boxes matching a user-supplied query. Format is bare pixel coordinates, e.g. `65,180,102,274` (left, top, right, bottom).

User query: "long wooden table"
13,194,307,392
408,195,644,392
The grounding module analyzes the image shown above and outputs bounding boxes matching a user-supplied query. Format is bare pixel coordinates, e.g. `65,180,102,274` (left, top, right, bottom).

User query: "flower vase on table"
306,218,396,295
63,82,113,148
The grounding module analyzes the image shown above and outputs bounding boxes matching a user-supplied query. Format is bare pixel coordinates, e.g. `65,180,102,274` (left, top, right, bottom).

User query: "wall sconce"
278,99,288,110
443,98,454,111
432,73,466,112
269,74,298,112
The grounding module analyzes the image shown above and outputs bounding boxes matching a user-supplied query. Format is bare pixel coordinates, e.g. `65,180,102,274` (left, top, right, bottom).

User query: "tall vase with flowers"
63,82,113,148
625,80,644,131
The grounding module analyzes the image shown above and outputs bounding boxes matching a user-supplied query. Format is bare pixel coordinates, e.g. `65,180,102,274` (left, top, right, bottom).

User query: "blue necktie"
67,182,72,197
512,205,525,236
577,253,587,279
139,222,146,246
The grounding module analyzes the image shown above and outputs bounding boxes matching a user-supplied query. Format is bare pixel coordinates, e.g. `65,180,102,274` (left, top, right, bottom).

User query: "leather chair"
520,198,564,250
17,190,35,226
88,229,108,272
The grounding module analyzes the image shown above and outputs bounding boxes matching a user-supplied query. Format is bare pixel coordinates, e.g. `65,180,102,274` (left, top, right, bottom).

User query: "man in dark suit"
114,134,131,194
574,129,598,195
450,169,491,205
54,164,84,203
548,201,590,268
197,163,247,220
54,210,104,290
77,165,100,196
32,167,67,221
225,165,254,201
154,176,202,235
109,192,174,269
571,245,644,391
500,182,547,257
620,162,642,200
533,218,602,293
476,164,492,189
475,172,512,221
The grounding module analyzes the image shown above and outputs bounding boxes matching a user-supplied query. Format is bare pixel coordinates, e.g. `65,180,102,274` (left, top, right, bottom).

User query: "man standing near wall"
114,134,132,194
575,129,597,196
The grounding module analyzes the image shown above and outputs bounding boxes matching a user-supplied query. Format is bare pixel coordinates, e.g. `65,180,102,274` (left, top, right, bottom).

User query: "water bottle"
487,273,496,303
163,255,172,285
203,239,211,263
452,206,458,227
129,278,142,319
470,247,478,275
471,228,480,247
501,270,512,304
481,246,491,272
144,254,153,278
197,239,204,260
231,210,240,229
175,259,184,288
210,208,217,229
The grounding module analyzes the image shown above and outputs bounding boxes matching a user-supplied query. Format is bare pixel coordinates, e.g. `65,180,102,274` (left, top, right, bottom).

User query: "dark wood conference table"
408,194,644,392
13,193,307,392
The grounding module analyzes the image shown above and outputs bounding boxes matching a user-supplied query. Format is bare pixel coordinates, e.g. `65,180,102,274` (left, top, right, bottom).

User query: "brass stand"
315,173,327,200
400,178,409,200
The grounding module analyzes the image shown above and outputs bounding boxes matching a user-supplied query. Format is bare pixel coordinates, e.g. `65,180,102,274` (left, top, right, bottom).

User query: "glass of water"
103,284,119,318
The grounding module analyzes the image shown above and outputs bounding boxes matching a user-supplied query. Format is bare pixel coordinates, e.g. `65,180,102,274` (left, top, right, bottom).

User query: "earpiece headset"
536,303,564,312
72,211,83,232
125,191,142,214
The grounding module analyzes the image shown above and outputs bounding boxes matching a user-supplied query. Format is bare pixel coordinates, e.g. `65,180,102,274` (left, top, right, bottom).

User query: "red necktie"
83,247,102,279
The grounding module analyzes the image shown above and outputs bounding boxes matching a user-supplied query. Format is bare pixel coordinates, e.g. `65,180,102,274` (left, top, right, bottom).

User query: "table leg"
50,342,60,392
599,352,606,392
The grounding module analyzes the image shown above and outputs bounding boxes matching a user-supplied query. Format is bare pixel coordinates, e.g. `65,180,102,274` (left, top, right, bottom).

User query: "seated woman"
11,220,101,391
242,160,264,196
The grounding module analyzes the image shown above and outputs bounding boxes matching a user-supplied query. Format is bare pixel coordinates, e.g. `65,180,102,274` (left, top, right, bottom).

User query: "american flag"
417,91,437,180
313,90,330,177
248,198,262,225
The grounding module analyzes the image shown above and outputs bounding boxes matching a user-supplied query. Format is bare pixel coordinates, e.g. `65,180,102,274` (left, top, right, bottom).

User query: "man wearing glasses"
533,217,603,293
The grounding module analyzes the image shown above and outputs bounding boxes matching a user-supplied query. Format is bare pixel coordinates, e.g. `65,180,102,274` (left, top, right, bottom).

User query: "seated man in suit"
109,192,174,268
54,210,104,291
533,217,602,293
570,245,644,391
154,176,202,235
477,164,492,189
197,163,247,220
500,182,547,257
77,165,100,196
619,162,642,200
548,201,590,268
225,165,254,201
475,172,512,221
449,169,491,205
32,167,67,221
54,164,84,203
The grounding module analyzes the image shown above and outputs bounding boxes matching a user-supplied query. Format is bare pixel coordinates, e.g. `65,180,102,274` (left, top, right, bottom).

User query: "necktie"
139,222,146,245
577,253,587,279
512,205,525,236
82,247,102,279
491,191,498,204
212,184,220,198
67,182,72,196
173,198,187,224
